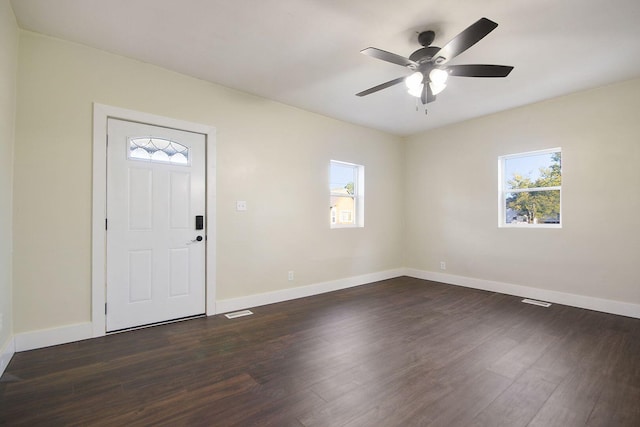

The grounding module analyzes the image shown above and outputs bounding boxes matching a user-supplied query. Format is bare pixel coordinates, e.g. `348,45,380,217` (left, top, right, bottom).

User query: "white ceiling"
10,0,640,136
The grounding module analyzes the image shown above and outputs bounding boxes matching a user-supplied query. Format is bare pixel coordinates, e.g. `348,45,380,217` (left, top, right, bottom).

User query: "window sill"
499,223,561,229
330,224,364,229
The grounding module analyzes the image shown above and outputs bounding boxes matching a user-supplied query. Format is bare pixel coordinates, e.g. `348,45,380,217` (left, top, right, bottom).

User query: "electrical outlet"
236,200,247,211
288,271,294,281
440,261,446,270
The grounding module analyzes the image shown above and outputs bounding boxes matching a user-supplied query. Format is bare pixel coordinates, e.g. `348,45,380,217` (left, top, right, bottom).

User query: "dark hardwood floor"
1,276,639,426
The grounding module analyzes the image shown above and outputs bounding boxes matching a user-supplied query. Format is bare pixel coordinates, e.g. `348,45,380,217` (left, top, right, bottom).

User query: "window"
499,148,561,227
128,137,190,165
330,160,364,228
340,211,353,223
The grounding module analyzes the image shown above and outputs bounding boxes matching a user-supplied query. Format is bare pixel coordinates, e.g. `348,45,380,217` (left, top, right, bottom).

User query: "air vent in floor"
521,298,552,307
224,310,254,319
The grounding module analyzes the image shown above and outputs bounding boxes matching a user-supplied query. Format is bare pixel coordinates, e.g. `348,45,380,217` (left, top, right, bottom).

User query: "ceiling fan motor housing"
409,46,440,64
418,30,435,47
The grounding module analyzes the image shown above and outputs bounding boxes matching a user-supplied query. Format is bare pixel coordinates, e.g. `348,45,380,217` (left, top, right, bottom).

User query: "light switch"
236,200,247,211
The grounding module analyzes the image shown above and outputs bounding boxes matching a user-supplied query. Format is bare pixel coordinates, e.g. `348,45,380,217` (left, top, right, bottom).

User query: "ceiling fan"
356,17,513,108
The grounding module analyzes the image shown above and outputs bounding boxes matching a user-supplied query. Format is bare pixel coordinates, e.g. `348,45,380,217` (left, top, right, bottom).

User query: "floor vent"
521,298,552,307
224,310,254,319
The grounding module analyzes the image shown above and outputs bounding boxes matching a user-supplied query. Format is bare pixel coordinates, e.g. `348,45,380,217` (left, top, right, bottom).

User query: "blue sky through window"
504,151,558,188
330,162,356,191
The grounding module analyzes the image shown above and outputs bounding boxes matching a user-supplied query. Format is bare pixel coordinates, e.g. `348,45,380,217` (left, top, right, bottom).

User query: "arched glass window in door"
128,137,190,165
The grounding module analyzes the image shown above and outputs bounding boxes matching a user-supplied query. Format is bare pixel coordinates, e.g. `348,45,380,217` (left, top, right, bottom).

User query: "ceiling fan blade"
361,47,418,68
432,18,498,64
446,64,514,77
356,76,406,97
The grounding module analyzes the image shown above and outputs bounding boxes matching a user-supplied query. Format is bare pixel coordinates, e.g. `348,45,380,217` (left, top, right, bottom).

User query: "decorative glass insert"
128,137,189,165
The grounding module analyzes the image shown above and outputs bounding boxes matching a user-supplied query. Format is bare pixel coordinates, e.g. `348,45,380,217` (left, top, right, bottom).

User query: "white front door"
106,118,206,332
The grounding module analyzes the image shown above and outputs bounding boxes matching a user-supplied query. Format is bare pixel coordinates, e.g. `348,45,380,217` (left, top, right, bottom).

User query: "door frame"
91,103,217,337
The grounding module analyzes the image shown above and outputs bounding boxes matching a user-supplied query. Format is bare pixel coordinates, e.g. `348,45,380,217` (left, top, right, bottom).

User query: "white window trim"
330,160,364,229
498,147,562,229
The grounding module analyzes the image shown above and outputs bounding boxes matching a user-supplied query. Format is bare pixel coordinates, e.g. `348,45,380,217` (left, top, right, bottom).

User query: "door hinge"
105,303,107,315
105,218,108,230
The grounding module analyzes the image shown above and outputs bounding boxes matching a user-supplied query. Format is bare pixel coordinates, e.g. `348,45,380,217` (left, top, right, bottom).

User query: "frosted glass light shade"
429,68,448,85
429,68,448,95
430,81,447,95
405,72,423,89
405,72,423,98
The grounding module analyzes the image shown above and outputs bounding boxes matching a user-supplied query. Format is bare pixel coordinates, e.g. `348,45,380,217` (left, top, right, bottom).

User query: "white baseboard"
405,268,640,319
9,268,638,353
0,336,15,377
216,268,405,314
9,270,403,352
14,322,93,352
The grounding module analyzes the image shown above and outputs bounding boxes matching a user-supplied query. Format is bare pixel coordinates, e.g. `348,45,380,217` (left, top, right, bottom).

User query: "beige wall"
10,26,640,337
13,31,404,333
0,0,18,353
405,78,640,304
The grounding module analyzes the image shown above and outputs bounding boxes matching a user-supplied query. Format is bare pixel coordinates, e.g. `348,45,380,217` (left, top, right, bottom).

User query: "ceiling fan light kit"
405,69,447,99
357,17,514,114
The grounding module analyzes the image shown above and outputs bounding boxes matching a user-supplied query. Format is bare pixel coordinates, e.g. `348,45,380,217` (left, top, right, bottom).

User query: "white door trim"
92,103,217,338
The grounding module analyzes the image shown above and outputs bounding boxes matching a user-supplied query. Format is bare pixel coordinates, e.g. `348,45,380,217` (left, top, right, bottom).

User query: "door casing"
92,103,217,337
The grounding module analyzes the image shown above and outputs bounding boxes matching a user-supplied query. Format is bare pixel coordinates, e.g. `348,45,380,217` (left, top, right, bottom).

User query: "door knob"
187,235,204,245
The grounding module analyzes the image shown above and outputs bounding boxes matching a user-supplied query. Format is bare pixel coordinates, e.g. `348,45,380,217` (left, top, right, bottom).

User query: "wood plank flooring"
1,276,639,426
